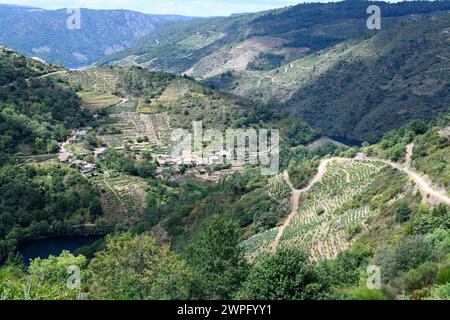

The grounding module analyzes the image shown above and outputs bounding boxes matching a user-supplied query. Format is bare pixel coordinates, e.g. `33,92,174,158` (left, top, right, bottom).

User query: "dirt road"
37,70,67,79
271,159,337,252
271,151,450,252
373,144,450,206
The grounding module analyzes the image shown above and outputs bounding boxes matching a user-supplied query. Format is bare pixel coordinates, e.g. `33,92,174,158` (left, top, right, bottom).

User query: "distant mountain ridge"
97,0,450,142
0,4,193,67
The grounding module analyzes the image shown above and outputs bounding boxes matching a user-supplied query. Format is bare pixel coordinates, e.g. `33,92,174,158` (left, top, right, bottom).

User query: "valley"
0,0,449,302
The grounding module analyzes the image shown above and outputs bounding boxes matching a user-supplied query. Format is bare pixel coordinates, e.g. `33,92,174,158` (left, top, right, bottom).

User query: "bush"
236,248,329,300
436,265,450,285
395,203,412,223
345,287,387,300
372,235,433,283
345,222,362,240
401,262,439,293
432,204,448,217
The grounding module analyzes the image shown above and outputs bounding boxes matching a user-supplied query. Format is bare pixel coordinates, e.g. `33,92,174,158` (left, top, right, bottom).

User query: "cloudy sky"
0,0,336,17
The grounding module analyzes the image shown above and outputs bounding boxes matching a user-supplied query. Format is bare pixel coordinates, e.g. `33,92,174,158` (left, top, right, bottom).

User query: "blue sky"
0,0,335,17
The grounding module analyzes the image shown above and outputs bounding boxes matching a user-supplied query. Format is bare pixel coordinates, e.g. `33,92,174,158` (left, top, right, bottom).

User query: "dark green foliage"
248,52,285,71
0,165,103,261
140,168,290,247
0,6,191,67
372,235,434,283
280,118,319,148
0,46,57,85
288,159,319,190
435,265,450,285
116,68,176,98
318,244,373,288
237,247,329,300
0,49,87,161
375,113,449,187
400,262,439,293
186,216,248,299
433,204,448,217
412,116,450,188
101,149,157,179
346,222,363,240
410,215,449,235
88,233,192,300
229,188,290,232
395,203,412,223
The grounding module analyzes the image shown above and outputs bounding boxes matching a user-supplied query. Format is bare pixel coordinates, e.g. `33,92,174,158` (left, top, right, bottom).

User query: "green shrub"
345,287,387,300
432,204,448,217
436,265,450,285
373,235,433,283
401,262,439,293
236,247,329,300
395,203,412,223
346,222,362,240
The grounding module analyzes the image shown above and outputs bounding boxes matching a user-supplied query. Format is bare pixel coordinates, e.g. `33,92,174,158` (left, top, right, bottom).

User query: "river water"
19,236,101,265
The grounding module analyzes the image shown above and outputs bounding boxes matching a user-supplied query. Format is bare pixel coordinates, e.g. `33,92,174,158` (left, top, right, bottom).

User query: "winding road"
271,158,339,252
374,144,450,206
271,147,450,252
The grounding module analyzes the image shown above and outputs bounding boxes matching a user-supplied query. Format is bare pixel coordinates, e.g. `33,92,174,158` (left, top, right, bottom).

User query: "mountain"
0,35,448,300
0,4,192,67
212,13,450,143
98,0,450,142
0,44,90,162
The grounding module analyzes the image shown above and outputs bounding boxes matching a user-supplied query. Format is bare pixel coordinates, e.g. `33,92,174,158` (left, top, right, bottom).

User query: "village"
57,128,247,179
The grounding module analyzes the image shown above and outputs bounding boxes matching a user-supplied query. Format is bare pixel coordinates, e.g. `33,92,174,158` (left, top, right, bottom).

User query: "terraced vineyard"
241,228,279,262
101,112,171,148
92,172,148,225
78,91,123,111
281,160,385,261
240,173,291,261
267,173,291,200
58,68,123,93
242,160,387,261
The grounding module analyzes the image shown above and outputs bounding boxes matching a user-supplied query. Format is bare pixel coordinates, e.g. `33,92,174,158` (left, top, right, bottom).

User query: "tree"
47,140,60,154
186,216,248,299
432,204,448,217
237,248,329,300
0,252,87,300
395,202,412,223
372,235,433,283
401,262,439,293
88,233,192,300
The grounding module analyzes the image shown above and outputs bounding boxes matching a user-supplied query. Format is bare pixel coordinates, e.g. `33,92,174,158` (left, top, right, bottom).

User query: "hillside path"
37,70,67,79
271,150,450,252
372,144,450,206
271,158,338,252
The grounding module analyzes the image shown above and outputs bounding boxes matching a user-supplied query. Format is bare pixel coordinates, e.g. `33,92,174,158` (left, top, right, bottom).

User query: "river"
19,236,101,265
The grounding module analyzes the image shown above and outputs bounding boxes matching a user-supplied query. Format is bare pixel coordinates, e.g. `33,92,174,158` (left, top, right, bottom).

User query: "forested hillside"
0,46,88,162
0,47,105,262
99,0,450,142
0,4,192,67
0,1,448,302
